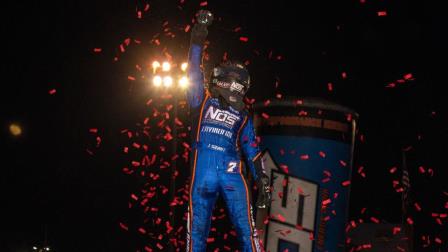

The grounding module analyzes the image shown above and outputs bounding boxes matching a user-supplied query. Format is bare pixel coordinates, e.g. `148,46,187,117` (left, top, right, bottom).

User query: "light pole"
150,60,189,252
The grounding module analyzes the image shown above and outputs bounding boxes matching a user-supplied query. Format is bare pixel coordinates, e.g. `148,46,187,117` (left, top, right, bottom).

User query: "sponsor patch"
204,106,240,127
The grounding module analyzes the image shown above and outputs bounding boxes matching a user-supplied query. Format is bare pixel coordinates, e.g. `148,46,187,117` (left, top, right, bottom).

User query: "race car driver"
186,10,271,252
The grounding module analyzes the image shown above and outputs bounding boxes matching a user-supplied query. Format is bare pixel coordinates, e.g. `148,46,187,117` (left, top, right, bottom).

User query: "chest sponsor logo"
204,106,240,127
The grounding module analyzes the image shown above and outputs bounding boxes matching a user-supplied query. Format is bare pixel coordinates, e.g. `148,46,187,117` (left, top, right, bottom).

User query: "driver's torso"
191,94,247,155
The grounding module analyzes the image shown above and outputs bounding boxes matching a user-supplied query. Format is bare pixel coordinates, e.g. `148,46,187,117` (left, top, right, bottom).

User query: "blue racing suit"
186,44,262,252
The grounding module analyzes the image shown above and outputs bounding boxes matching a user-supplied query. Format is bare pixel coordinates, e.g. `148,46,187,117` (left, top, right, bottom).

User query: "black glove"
196,9,214,26
256,173,271,209
190,23,208,46
190,10,213,46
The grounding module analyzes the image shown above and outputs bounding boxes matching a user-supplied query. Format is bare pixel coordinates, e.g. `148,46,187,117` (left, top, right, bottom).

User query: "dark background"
1,0,447,251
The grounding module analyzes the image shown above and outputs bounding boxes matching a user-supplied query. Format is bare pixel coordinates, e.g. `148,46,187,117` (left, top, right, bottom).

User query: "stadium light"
181,62,188,72
162,62,171,72
150,59,189,90
178,76,189,89
152,61,160,73
163,76,173,87
153,75,162,87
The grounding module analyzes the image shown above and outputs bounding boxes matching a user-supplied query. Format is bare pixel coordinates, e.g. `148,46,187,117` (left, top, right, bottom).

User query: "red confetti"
93,48,102,53
392,226,401,235
418,166,426,173
342,180,351,187
357,166,365,174
297,110,307,116
282,178,288,187
86,149,94,155
322,199,332,206
279,148,285,156
277,214,286,222
386,82,396,88
261,113,269,119
322,177,331,183
403,73,413,80
239,37,249,42
49,89,56,95
164,133,173,141
182,142,190,149
378,11,387,16
119,222,129,231
128,76,136,81
279,164,289,174
246,97,255,104
346,113,353,122
166,221,173,233
175,117,183,126
184,25,191,33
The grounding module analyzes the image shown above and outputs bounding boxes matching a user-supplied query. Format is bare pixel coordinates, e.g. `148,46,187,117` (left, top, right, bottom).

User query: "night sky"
2,0,447,251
